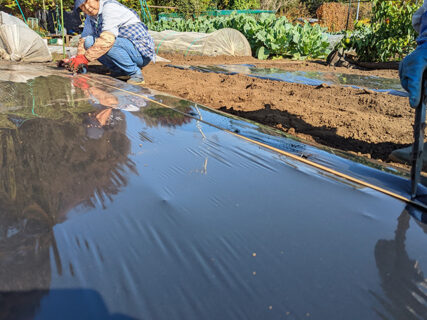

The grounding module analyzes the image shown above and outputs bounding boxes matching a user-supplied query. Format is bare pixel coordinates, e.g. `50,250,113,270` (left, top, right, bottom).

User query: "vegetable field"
149,13,330,59
340,0,420,62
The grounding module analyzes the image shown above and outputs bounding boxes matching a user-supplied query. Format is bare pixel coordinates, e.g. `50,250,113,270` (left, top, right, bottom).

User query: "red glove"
72,77,90,90
57,58,71,68
68,54,89,73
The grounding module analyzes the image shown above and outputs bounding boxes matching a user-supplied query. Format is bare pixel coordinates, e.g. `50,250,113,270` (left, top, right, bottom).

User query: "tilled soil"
144,55,413,168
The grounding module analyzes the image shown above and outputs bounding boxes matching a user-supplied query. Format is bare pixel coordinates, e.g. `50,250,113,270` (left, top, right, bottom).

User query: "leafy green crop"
149,13,330,60
341,0,419,62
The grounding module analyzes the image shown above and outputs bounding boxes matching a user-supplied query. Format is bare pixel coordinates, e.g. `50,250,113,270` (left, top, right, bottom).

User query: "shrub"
353,2,372,21
259,0,286,11
174,0,212,17
316,2,353,32
343,0,420,62
2,0,74,17
279,0,310,22
305,0,330,16
230,0,260,10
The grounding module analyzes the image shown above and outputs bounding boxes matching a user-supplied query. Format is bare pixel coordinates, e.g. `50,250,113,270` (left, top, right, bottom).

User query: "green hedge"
1,0,259,17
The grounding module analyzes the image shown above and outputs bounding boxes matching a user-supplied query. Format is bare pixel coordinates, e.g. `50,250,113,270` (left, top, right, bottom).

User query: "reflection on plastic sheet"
166,64,408,97
0,71,426,320
123,88,427,199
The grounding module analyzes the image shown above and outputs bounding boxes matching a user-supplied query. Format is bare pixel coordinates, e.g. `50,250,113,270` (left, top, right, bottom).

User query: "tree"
259,0,285,11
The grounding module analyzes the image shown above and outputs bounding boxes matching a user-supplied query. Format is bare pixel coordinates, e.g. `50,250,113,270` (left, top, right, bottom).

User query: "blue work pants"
84,36,150,77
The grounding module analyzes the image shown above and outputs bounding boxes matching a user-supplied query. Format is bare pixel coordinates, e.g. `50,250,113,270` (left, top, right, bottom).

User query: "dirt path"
143,55,413,168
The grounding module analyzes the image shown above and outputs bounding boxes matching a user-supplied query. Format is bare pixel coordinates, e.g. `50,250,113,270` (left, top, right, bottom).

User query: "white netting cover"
149,28,252,57
0,11,52,62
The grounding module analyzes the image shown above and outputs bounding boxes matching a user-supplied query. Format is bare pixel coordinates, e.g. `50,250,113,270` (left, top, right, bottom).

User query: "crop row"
148,13,330,60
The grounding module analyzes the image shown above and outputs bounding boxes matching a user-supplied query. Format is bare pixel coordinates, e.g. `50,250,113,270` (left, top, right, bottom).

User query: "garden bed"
143,54,412,168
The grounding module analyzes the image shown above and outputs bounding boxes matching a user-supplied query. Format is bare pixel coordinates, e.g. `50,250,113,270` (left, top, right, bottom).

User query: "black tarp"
0,66,426,319
166,64,408,97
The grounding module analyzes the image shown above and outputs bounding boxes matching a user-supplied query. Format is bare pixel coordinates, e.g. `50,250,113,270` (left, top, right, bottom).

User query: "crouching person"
69,0,155,85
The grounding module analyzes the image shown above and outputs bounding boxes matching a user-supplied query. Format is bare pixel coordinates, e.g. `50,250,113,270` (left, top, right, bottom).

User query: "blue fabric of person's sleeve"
417,11,427,46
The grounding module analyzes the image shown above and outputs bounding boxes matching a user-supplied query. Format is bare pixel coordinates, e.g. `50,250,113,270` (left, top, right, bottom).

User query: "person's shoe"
115,75,131,81
110,71,130,81
127,75,145,85
389,143,427,170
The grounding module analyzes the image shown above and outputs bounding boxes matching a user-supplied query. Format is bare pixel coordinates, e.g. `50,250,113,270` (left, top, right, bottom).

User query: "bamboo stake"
60,0,65,58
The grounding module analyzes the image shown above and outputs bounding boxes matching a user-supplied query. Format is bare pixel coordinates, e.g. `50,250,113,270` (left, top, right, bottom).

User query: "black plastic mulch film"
166,64,408,97
0,65,426,320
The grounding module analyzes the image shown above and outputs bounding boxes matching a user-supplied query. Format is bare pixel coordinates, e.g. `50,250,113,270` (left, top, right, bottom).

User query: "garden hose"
138,0,153,25
14,0,27,24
